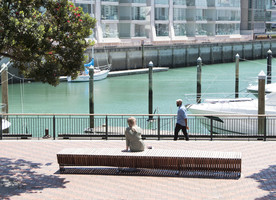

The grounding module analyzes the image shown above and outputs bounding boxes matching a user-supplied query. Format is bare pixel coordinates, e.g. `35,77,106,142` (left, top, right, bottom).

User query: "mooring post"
1,63,8,114
89,65,94,130
258,70,266,137
149,61,153,119
267,49,272,84
197,57,202,103
141,40,145,68
235,54,240,98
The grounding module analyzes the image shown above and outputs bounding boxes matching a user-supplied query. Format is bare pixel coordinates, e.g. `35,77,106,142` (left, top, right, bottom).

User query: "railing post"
157,115,160,140
105,115,108,140
210,118,213,141
0,115,2,140
53,115,56,140
264,117,267,141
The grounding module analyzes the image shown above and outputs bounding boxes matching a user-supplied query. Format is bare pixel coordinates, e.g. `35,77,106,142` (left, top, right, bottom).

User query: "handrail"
1,113,276,117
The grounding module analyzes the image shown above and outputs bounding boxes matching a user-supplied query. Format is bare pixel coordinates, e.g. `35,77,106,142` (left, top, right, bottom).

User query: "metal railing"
0,113,276,140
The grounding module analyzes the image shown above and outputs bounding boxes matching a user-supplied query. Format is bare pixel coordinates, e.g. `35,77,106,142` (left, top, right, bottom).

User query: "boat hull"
67,70,109,82
188,98,276,136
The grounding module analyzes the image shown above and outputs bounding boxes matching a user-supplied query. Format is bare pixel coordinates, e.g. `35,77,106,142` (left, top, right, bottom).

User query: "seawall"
93,40,276,70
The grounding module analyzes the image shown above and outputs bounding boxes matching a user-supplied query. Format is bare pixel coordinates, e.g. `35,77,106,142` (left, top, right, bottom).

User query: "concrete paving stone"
0,140,276,199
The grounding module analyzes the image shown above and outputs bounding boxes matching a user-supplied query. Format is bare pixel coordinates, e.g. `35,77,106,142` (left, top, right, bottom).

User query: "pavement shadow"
0,157,69,200
57,167,240,180
247,165,276,200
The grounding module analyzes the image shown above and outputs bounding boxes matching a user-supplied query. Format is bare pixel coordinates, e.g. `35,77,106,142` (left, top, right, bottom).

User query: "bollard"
89,65,94,130
197,57,202,103
148,61,153,119
235,54,240,98
258,71,266,137
141,40,145,68
267,49,272,84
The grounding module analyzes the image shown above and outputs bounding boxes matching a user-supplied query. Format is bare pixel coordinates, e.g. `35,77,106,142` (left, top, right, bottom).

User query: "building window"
155,8,169,20
132,7,147,20
174,8,186,21
174,24,186,36
75,3,92,15
217,10,240,21
173,0,186,5
134,24,147,37
102,23,119,38
216,23,240,35
155,24,169,36
101,5,118,20
155,0,169,5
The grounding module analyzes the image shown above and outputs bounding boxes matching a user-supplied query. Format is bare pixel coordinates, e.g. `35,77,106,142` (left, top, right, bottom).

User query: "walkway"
0,140,275,200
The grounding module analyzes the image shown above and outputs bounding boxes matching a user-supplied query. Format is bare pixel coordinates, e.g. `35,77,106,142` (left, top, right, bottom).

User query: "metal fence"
0,113,276,140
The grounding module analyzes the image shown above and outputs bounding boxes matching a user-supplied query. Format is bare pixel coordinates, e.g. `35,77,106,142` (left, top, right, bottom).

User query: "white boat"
188,93,276,135
67,67,110,82
247,82,276,95
2,119,11,130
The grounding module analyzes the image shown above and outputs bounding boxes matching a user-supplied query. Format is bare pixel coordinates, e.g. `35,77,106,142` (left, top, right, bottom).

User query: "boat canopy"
84,58,94,75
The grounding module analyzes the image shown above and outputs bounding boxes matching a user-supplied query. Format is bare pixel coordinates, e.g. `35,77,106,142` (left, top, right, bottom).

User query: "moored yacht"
188,93,276,135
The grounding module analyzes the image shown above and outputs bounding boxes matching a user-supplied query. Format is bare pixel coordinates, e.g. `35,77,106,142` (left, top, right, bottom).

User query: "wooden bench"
57,148,242,175
2,134,32,139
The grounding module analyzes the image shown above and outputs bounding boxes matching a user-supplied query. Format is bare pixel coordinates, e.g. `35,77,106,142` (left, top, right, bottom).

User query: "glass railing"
119,0,147,3
102,0,119,2
173,0,186,5
155,0,169,5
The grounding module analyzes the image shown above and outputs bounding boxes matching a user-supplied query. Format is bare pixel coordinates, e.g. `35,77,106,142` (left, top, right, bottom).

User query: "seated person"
124,117,145,152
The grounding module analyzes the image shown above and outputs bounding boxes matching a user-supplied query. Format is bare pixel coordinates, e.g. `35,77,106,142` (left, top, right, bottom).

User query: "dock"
108,67,169,77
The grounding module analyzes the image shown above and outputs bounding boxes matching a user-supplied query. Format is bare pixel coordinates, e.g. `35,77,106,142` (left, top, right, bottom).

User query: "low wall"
92,40,276,70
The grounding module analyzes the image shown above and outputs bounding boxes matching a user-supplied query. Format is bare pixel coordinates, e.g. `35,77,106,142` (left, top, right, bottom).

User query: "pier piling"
148,61,153,119
1,63,8,114
267,49,272,84
141,40,145,68
89,66,94,129
235,54,239,98
258,71,266,137
197,57,202,103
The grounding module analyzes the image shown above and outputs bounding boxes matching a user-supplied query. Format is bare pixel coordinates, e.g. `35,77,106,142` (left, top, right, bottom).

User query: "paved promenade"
0,140,275,200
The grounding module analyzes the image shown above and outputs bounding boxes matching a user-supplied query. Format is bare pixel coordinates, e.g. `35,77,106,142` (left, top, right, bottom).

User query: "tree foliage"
0,0,96,86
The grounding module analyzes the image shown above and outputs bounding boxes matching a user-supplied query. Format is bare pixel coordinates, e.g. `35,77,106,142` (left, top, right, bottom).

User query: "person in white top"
174,99,189,141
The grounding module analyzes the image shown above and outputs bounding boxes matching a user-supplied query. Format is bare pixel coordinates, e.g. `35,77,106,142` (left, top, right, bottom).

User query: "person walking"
174,99,189,141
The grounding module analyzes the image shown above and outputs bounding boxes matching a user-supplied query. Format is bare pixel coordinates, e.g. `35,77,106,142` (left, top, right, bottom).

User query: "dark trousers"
174,123,189,141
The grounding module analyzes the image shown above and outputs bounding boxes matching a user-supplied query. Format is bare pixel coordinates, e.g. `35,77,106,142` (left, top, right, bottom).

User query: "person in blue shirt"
174,99,189,141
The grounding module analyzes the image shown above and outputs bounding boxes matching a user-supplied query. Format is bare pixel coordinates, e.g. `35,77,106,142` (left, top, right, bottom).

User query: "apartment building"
243,0,276,34
71,0,276,46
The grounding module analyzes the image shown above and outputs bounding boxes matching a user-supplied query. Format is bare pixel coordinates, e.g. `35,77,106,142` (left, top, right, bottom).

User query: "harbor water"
1,58,274,115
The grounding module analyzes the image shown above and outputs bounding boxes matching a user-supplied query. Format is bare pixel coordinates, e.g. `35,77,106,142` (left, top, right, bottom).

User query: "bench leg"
60,166,65,173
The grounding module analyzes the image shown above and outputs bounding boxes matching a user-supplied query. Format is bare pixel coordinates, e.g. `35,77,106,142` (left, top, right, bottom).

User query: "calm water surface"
2,59,273,114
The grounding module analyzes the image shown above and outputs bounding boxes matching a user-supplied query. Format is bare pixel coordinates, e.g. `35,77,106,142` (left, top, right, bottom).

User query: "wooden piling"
148,61,153,119
1,64,8,114
197,57,202,103
89,66,94,129
141,40,145,68
267,49,272,84
258,71,266,136
235,54,239,98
